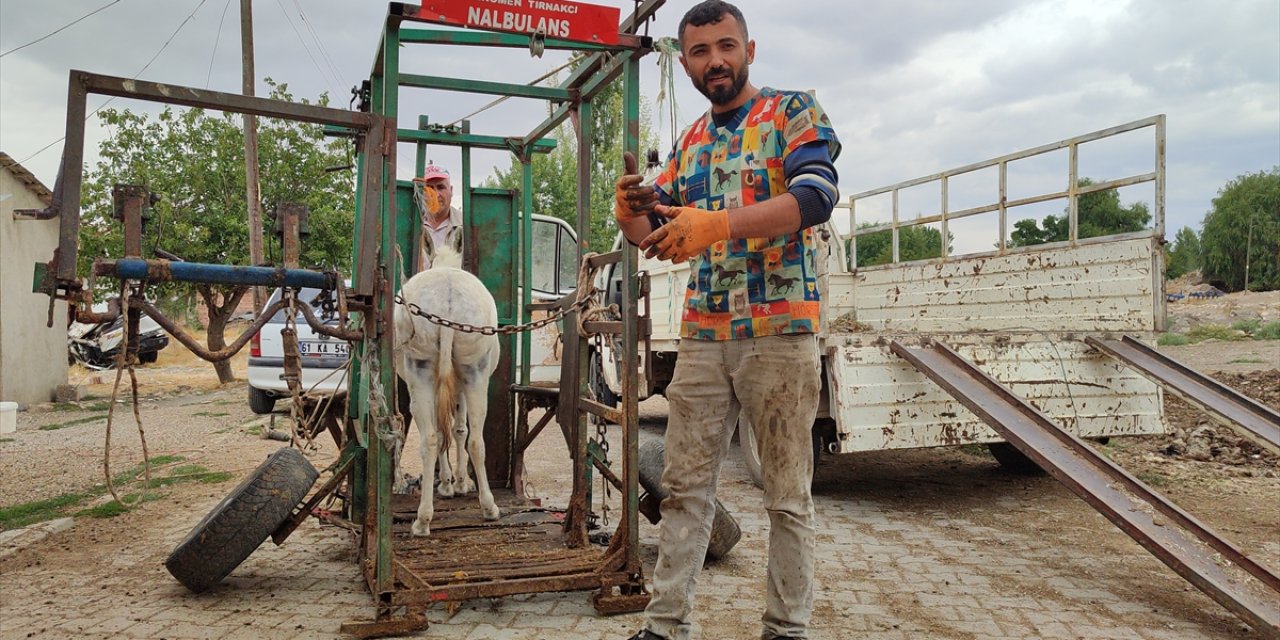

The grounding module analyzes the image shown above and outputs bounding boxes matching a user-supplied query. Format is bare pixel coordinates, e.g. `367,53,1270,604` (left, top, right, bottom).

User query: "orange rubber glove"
640,204,730,262
420,184,445,218
614,151,657,222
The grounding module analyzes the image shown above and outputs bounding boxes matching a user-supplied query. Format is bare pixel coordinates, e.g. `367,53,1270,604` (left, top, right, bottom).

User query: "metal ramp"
889,339,1280,639
1086,335,1280,455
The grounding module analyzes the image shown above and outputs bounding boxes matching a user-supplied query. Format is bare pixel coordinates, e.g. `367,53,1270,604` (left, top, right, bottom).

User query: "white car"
247,286,351,414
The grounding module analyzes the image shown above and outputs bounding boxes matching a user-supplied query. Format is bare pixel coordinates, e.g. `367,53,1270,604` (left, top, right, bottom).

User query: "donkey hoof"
457,479,477,495
410,519,432,537
438,483,456,498
483,504,501,521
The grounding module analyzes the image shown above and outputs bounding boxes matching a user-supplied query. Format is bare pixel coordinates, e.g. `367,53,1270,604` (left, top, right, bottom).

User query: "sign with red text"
416,0,621,46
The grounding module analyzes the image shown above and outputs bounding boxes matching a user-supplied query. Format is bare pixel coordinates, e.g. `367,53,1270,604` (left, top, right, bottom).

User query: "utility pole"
241,0,265,315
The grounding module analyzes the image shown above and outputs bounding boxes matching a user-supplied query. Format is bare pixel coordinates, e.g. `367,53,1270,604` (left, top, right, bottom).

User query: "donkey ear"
421,229,437,268
449,228,463,255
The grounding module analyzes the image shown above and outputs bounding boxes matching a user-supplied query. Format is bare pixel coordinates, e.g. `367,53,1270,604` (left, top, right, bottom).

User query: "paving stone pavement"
0,405,1264,640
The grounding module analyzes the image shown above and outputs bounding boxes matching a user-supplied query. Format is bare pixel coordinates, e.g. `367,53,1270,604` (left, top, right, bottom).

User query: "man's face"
423,178,452,219
679,14,754,107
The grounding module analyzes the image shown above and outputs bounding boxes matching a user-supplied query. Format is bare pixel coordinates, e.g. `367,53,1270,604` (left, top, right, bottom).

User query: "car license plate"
299,340,348,356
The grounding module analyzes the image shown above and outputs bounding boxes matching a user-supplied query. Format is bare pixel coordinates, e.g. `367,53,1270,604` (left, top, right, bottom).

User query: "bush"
1157,333,1191,346
1231,319,1261,335
1186,324,1244,342
1255,320,1280,341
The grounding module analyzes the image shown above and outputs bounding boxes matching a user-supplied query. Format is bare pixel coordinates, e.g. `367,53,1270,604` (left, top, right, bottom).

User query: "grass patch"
0,454,235,529
38,414,107,430
1136,471,1168,487
0,438,14,444
1186,324,1242,343
1256,320,1280,341
0,492,93,529
1157,333,1191,346
245,425,263,437
1231,319,1261,335
193,411,230,418
1229,357,1268,364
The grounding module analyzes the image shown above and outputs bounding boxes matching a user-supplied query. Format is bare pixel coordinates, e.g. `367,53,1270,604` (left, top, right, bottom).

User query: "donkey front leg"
462,381,500,521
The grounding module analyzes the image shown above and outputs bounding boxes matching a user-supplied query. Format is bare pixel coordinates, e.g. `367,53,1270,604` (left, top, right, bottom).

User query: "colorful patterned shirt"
653,87,840,340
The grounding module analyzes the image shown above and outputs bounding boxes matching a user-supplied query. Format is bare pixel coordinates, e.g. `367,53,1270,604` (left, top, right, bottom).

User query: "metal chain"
394,295,571,335
394,250,609,337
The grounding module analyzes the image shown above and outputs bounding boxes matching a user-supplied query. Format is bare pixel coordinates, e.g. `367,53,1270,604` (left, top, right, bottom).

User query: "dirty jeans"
645,334,821,640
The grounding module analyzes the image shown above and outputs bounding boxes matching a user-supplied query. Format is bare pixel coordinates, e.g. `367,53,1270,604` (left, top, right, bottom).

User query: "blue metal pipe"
95,259,336,290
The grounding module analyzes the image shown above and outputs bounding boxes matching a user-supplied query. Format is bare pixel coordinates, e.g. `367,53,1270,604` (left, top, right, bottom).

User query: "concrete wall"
0,167,68,406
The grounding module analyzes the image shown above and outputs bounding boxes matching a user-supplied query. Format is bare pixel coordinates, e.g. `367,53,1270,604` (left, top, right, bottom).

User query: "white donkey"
393,234,501,537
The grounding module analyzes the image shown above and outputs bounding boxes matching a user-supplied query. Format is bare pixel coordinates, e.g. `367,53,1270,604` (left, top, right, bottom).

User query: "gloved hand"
614,151,658,222
420,184,445,218
640,204,730,262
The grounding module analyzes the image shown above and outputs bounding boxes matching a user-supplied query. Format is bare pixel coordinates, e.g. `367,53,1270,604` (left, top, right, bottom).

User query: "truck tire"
738,415,822,490
165,447,318,593
637,439,741,561
248,386,276,415
987,442,1046,475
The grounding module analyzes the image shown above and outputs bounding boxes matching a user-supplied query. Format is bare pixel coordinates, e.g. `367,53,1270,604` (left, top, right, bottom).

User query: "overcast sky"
2,0,1276,253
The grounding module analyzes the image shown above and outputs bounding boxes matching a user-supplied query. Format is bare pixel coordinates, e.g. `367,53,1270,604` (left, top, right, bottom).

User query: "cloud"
2,0,1276,242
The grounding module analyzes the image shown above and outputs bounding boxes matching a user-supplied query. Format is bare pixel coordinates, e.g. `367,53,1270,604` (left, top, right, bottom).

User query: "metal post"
520,157,534,385
562,98,593,548
1068,142,1079,243
620,55,641,573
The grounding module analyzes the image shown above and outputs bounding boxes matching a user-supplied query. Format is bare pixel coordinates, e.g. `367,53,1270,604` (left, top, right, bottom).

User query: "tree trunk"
199,284,250,384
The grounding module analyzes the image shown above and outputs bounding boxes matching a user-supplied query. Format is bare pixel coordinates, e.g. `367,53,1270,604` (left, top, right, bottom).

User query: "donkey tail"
435,326,457,450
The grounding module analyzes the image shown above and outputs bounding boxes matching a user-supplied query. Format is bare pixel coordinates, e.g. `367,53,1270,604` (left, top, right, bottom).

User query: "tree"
487,61,659,252
1164,226,1201,280
853,222,952,267
1009,178,1151,247
79,80,354,383
1200,168,1280,292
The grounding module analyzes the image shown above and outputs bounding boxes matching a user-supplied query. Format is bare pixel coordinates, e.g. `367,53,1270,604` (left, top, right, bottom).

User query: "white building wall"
0,166,68,406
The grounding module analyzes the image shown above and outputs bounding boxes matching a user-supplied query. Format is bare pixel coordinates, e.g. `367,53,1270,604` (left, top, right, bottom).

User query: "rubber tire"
987,442,1047,475
165,447,319,593
588,350,620,408
248,386,277,415
139,351,158,364
738,415,822,490
637,439,742,561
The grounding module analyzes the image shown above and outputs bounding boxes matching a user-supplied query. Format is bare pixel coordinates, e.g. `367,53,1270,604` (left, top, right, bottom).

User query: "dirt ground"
1,312,1278,638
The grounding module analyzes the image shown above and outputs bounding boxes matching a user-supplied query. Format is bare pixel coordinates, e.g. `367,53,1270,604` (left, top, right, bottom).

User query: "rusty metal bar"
389,572,605,606
580,398,622,425
1087,336,1280,455
83,71,373,127
137,298,289,363
586,250,624,268
588,440,623,491
891,339,1280,637
584,320,650,335
514,409,556,456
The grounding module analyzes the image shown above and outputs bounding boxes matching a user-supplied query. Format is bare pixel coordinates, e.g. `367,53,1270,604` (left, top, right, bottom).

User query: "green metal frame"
345,0,665,624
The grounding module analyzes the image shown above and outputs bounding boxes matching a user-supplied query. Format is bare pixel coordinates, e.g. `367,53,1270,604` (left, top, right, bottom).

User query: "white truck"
594,116,1170,486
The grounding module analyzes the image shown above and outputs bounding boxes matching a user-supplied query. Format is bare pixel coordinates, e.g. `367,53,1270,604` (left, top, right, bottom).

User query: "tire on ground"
637,439,741,561
165,447,318,593
987,441,1047,475
247,386,276,415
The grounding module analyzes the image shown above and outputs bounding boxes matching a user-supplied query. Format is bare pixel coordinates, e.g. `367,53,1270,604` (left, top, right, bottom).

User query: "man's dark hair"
678,0,748,46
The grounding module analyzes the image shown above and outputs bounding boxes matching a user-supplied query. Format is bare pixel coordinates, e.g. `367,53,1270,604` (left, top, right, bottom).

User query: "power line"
273,0,339,92
19,0,212,165
289,0,344,91
206,0,235,88
0,0,123,58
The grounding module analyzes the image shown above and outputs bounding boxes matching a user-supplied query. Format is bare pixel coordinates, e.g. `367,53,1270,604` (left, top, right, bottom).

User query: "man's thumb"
623,151,638,175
